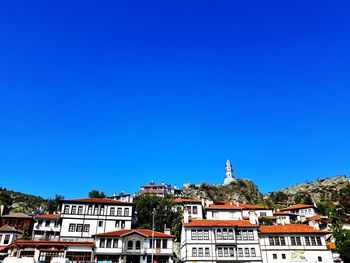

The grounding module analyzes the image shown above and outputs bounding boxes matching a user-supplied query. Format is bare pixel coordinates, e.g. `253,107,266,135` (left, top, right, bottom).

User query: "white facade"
174,199,203,220
259,225,333,263
60,198,134,242
181,220,262,263
94,229,174,263
0,226,20,249
280,204,318,219
33,215,61,240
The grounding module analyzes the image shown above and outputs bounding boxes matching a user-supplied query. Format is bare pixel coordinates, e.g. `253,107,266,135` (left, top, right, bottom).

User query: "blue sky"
0,1,349,199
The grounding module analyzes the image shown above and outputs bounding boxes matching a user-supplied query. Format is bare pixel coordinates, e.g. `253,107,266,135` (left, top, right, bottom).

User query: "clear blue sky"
1,1,349,199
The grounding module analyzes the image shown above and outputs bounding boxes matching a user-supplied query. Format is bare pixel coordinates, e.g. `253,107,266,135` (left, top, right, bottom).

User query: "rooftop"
280,203,315,211
184,219,258,228
94,229,175,238
259,224,329,234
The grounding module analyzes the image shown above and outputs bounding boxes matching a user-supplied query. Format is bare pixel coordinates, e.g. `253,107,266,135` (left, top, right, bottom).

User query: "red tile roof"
327,242,336,250
35,214,60,220
63,198,134,205
174,199,202,204
94,229,175,238
305,215,328,221
274,211,291,215
0,226,22,233
1,212,33,219
207,203,266,210
280,203,315,211
10,239,94,248
259,224,329,234
184,219,258,227
140,190,165,193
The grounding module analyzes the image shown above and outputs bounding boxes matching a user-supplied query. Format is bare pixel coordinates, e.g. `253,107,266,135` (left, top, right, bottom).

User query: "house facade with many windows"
259,224,333,263
181,219,262,263
60,198,134,242
94,229,175,263
32,214,61,241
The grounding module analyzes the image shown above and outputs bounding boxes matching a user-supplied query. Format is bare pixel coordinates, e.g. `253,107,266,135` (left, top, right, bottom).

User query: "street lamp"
151,208,155,263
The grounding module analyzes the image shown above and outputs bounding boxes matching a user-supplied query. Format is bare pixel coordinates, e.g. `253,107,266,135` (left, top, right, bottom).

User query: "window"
94,206,98,215
260,212,267,216
217,229,222,239
162,239,167,248
83,224,90,232
318,256,322,262
316,237,322,245
236,230,242,240
121,221,125,228
280,237,286,245
100,205,104,215
311,237,317,246
64,205,70,214
71,206,77,214
191,230,197,240
110,207,115,216
115,220,120,227
229,247,234,257
205,248,210,257
100,238,105,248
117,208,122,216
248,230,254,240
135,240,141,250
223,228,228,240
69,224,76,232
224,247,228,257
106,239,112,248
242,230,248,240
282,254,286,259
244,248,250,257
192,248,197,257
98,221,103,227
45,220,50,227
76,224,83,232
113,239,118,248
296,237,301,245
127,240,133,250
88,205,92,215
187,206,192,214
204,230,209,240
291,237,296,246
228,229,234,239
217,248,223,257
198,230,203,240
124,208,129,216
251,248,256,257
38,220,43,226
78,206,83,214
193,206,198,214
198,248,203,257
213,211,219,218
274,237,280,246
156,239,161,248
305,237,310,246
273,254,277,259
238,248,243,257
4,235,10,245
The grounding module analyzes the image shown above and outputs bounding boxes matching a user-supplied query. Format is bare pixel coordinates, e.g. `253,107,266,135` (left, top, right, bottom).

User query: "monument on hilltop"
223,159,235,185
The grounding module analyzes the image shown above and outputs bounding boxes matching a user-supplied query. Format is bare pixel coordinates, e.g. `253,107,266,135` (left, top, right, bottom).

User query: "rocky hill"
182,179,264,204
266,175,350,206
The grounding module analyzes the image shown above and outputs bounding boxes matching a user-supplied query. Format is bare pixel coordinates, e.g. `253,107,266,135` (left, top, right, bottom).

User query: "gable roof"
280,203,315,211
62,198,134,205
206,202,267,210
305,215,329,222
94,229,175,238
35,214,60,220
274,211,291,216
184,219,258,228
174,199,202,204
259,224,329,234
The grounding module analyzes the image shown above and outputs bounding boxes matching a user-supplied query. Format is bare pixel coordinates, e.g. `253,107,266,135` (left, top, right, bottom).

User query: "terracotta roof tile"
274,211,291,215
35,214,60,220
174,199,202,204
280,203,315,211
63,198,134,205
259,224,329,234
184,219,258,227
94,229,175,238
327,242,336,250
305,215,328,222
207,202,266,210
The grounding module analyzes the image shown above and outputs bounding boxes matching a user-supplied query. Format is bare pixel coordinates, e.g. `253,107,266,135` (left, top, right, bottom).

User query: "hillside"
267,175,350,207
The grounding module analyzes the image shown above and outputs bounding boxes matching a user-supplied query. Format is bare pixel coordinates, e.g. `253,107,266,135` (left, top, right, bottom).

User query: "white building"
94,229,175,263
181,217,262,263
205,201,274,221
174,199,203,219
259,224,333,263
279,204,319,220
0,226,21,250
60,198,134,242
110,192,134,203
33,214,61,240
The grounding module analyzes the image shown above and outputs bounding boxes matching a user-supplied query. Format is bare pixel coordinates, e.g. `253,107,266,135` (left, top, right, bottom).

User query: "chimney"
164,226,171,235
235,201,240,207
184,207,190,224
249,210,259,225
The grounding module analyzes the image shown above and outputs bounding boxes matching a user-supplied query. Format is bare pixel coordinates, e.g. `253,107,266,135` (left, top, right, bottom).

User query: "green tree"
88,190,106,198
135,194,181,238
46,194,64,214
330,209,350,261
338,184,350,213
270,191,288,205
0,191,13,214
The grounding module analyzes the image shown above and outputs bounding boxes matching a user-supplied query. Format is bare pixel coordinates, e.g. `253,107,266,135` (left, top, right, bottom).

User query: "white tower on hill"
223,159,235,185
